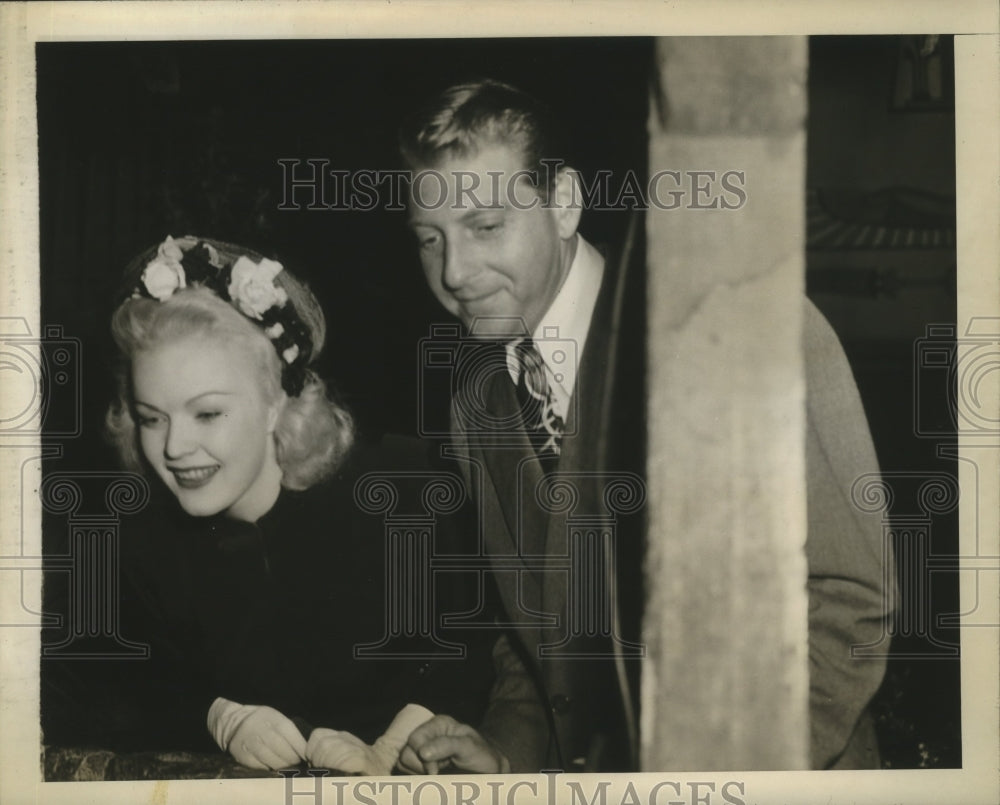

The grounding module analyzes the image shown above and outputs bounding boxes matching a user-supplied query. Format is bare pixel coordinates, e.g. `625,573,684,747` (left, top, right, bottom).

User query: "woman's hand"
207,697,307,770
306,728,378,774
307,703,435,775
397,715,511,774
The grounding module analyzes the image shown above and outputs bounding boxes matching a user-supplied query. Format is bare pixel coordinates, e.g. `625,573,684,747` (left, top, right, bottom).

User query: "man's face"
408,143,579,337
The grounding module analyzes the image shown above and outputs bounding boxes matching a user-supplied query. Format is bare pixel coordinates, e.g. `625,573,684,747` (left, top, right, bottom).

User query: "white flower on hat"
158,235,185,263
264,322,285,340
282,344,300,364
228,257,288,320
141,236,187,301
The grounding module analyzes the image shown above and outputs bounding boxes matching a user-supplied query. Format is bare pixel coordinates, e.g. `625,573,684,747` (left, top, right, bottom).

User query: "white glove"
207,696,307,770
306,703,434,775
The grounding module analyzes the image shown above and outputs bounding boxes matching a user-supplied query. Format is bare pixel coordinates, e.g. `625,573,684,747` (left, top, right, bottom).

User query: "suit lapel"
563,250,617,471
476,369,551,559
459,243,631,654
463,361,552,628
540,258,619,628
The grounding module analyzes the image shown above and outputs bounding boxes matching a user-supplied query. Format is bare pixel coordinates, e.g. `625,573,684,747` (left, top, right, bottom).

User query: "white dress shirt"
506,234,605,420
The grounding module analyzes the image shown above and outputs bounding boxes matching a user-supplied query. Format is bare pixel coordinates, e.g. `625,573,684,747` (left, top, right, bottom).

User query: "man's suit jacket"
448,243,891,772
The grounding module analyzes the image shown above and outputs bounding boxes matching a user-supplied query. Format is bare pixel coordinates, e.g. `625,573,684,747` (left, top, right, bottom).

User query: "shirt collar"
505,234,605,407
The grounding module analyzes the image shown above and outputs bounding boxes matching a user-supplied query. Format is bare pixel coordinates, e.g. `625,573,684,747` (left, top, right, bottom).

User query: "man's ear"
551,168,583,241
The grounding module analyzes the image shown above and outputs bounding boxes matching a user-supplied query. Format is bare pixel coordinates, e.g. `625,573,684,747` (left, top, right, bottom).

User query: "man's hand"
397,715,510,774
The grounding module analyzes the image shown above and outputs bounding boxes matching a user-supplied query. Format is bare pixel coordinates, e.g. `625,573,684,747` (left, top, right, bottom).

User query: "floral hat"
128,235,312,396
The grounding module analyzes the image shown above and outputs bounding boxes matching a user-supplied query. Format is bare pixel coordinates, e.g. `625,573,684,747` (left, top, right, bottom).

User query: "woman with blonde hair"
95,235,488,773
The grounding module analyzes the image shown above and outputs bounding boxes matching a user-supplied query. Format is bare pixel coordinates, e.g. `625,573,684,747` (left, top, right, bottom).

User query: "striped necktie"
511,337,564,457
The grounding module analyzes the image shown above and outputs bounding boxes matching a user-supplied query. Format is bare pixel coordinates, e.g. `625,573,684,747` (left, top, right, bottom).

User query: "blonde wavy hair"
105,237,354,491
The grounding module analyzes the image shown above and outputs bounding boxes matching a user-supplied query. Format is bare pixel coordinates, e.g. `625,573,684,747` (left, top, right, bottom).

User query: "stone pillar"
642,37,810,770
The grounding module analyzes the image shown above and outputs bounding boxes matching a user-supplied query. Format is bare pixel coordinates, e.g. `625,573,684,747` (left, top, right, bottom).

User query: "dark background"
807,35,960,769
37,36,959,768
36,38,647,447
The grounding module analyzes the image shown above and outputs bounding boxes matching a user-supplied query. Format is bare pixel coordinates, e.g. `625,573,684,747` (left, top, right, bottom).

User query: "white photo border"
1,2,997,804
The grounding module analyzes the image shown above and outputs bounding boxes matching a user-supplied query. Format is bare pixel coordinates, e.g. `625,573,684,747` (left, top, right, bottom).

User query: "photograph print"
0,15,992,805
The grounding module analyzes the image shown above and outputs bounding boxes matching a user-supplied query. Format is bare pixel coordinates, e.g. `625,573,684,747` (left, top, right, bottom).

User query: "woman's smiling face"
131,337,282,521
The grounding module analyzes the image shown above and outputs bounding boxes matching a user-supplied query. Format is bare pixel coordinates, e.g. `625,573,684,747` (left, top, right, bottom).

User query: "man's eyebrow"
459,205,503,221
407,204,503,228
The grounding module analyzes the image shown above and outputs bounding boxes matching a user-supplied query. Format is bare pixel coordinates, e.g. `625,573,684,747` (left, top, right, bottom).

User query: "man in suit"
396,79,891,773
